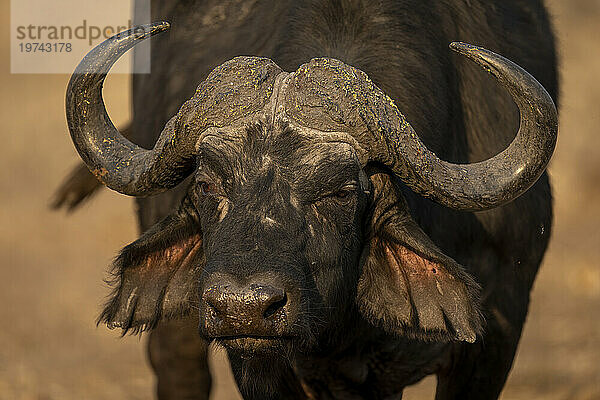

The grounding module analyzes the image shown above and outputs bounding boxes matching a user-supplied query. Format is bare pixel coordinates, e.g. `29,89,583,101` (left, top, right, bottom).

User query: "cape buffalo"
60,1,558,398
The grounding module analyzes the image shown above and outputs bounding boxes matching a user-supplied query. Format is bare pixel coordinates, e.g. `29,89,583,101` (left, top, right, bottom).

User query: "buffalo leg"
148,316,212,400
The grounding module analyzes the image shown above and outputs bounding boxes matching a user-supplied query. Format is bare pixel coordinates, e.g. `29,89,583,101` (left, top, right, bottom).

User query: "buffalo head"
66,23,557,357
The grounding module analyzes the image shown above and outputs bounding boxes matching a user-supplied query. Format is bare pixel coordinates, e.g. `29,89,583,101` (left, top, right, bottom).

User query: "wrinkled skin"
58,0,557,399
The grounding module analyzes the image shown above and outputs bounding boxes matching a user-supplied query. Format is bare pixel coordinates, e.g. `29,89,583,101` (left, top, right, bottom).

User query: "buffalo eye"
324,184,357,203
199,181,216,196
333,189,352,199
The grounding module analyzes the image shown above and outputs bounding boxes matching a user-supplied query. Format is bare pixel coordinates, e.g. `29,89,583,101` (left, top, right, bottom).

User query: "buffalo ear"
357,173,483,343
98,196,203,334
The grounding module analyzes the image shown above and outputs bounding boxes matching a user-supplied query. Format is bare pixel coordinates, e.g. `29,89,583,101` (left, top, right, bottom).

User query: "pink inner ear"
108,232,204,330
138,233,203,276
378,240,478,339
383,243,449,282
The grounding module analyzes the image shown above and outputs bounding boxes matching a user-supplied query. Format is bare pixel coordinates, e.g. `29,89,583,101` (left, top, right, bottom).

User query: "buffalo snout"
200,275,292,339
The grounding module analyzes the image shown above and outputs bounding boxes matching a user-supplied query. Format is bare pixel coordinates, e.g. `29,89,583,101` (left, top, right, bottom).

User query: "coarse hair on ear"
98,195,204,334
357,172,483,343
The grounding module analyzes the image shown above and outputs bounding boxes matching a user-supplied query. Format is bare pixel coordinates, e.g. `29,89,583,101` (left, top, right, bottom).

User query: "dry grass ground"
0,0,598,399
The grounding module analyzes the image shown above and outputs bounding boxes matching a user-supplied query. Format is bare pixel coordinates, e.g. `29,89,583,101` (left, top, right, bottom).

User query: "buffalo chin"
224,341,301,398
214,336,292,356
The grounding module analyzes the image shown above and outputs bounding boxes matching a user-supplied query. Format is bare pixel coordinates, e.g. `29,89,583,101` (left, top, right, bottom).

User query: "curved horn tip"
116,21,171,40
449,41,476,53
153,21,171,30
449,42,491,63
144,20,171,35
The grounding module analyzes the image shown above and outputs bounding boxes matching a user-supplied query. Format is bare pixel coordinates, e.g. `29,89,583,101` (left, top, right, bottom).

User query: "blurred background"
1,0,598,399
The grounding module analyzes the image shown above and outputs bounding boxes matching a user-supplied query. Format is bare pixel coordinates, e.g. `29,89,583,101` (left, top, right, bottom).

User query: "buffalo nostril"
202,286,229,316
263,292,287,319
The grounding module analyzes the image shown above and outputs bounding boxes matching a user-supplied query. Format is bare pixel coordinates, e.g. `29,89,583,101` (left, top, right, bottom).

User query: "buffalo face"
194,121,369,355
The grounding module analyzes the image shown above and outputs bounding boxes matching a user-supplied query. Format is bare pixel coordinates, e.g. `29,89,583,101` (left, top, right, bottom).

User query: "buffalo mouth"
211,335,294,354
